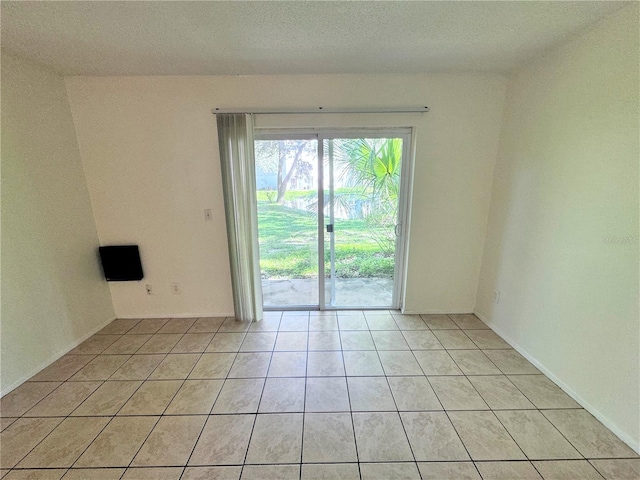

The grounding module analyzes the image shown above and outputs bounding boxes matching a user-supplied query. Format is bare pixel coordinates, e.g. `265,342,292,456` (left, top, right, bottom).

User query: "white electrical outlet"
145,284,153,295
204,209,212,221
493,290,500,304
172,283,181,294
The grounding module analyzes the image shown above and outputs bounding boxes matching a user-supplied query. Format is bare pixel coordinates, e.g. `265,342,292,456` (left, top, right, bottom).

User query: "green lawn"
257,198,394,279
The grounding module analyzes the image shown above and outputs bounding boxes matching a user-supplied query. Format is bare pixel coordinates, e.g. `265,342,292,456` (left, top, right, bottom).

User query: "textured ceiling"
0,1,627,76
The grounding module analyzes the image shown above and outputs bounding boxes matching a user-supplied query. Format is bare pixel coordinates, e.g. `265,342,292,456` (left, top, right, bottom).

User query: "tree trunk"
276,142,306,204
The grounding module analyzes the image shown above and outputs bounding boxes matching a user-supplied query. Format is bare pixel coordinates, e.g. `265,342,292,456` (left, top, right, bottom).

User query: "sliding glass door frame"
255,127,414,311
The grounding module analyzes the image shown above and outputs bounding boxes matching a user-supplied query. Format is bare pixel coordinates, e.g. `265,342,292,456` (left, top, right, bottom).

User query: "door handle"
394,223,400,236
326,224,334,233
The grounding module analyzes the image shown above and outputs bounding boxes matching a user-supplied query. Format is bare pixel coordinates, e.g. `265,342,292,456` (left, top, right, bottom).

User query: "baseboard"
115,313,234,319
474,310,640,454
402,309,475,315
0,315,117,398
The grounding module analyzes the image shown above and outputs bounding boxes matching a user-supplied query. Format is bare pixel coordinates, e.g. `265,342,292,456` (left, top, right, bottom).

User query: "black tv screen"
99,245,144,281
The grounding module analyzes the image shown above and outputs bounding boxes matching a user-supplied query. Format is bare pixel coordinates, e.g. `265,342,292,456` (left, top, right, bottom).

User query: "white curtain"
216,114,263,322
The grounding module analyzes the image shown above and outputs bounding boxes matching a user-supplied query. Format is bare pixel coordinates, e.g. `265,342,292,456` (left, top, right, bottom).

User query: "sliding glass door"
255,130,411,310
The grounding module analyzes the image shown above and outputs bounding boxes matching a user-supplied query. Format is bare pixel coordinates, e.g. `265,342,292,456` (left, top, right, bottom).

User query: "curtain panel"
216,114,263,322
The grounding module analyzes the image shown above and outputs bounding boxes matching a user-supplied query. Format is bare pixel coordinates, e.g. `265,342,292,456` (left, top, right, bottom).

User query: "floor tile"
0,418,17,432
508,375,580,409
360,462,421,480
189,353,235,379
240,332,277,352
448,349,501,375
307,351,344,376
370,331,409,350
338,316,369,330
340,331,375,350
268,352,307,377
465,330,511,349
102,335,152,354
412,351,462,375
71,381,141,416
228,352,271,378
483,350,539,374
131,415,206,466
378,351,423,376
417,462,481,479
18,417,110,468
241,464,299,480
135,334,183,354
171,333,215,353
206,333,246,352
448,411,526,460
165,379,223,414
212,378,264,414
189,414,254,465
352,412,414,462
427,376,489,410
68,335,120,355
402,330,443,350
308,331,341,350
24,382,101,417
109,354,165,380
245,413,303,464
401,411,469,461
126,319,169,335
188,317,225,333
495,410,581,459
218,318,251,333
421,314,458,330
249,317,281,332
448,314,489,330
29,355,96,382
474,461,541,479
388,376,442,411
98,319,140,335
157,317,197,334
590,458,640,479
542,409,638,458
279,316,309,332
274,332,308,351
259,377,305,413
302,413,357,463
118,380,182,415
301,463,360,480
432,330,477,349
309,317,338,331
467,376,535,410
5,470,66,479
0,418,63,469
305,377,350,412
69,355,130,381
182,466,241,480
533,460,603,479
122,467,184,479
1,383,61,417
343,351,384,376
63,468,125,479
365,315,398,330
148,354,200,379
74,416,158,467
392,313,429,330
347,377,396,411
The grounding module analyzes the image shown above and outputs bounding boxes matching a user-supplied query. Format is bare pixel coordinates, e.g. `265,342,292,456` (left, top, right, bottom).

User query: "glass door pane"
254,138,319,308
323,137,403,308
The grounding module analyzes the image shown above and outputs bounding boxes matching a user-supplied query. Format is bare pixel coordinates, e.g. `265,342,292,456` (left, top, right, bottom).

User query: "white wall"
476,5,639,450
65,74,507,318
1,54,115,394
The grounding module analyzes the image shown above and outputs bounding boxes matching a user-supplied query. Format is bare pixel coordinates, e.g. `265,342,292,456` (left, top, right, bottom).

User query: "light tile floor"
1,312,638,479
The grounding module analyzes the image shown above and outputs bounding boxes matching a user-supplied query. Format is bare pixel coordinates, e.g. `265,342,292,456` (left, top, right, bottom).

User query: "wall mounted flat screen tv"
99,245,144,281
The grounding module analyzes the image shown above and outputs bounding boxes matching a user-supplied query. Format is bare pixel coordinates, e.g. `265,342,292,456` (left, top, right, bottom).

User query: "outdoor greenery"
256,137,402,279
